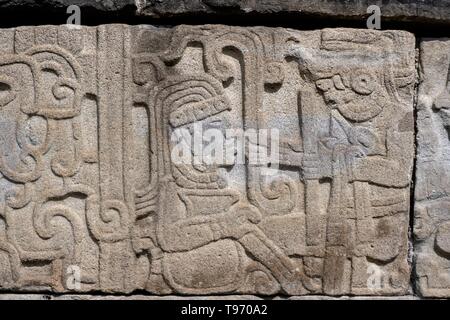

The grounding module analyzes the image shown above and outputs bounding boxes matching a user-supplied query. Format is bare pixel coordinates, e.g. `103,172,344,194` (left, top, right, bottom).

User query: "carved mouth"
440,109,450,128
440,108,450,116
326,98,338,108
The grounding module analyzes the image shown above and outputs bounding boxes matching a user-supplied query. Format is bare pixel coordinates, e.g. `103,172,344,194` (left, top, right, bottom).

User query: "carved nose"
434,92,450,110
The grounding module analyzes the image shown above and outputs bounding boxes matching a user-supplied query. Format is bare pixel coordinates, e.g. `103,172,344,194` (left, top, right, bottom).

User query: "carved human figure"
413,87,450,294
130,26,320,295
138,74,316,295
430,93,450,256
291,30,413,294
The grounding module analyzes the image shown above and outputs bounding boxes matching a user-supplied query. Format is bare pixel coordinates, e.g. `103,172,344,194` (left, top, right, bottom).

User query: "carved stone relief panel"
415,39,450,298
0,25,416,295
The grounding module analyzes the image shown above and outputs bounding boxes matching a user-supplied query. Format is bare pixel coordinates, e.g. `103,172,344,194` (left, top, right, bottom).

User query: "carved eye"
0,82,11,91
170,111,188,127
214,98,226,110
351,72,376,95
0,80,15,108
316,78,333,92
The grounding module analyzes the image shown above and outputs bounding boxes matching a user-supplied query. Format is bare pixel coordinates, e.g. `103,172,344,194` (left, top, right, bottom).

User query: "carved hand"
219,206,262,240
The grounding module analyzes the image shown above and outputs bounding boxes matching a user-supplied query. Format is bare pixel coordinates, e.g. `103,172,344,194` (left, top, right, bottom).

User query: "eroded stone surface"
3,1,450,26
0,0,135,11
138,0,450,25
0,25,415,295
415,39,450,298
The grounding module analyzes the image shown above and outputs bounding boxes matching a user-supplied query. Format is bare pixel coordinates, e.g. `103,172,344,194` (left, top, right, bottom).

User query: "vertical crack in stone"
409,35,421,297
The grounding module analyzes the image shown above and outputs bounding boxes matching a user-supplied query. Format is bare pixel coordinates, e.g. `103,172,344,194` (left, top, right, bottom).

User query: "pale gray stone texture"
0,25,415,296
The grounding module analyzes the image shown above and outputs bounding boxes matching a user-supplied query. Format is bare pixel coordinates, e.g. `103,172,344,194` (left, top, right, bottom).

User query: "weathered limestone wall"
0,1,449,299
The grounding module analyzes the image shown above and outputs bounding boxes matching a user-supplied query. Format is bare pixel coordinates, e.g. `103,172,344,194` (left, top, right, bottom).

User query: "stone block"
0,25,416,295
415,38,450,298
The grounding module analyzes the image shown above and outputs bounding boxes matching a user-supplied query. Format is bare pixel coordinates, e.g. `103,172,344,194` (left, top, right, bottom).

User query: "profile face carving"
315,69,385,122
432,90,450,131
435,103,450,129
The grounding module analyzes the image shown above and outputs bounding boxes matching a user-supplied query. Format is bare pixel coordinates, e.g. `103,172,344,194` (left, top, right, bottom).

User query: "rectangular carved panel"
415,39,450,298
0,25,416,295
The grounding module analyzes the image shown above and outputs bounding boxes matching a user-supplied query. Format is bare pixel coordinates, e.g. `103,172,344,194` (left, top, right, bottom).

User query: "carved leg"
238,229,320,295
